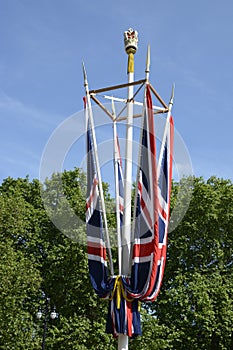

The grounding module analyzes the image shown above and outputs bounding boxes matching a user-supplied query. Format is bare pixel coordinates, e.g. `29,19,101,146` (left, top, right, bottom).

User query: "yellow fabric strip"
109,276,134,309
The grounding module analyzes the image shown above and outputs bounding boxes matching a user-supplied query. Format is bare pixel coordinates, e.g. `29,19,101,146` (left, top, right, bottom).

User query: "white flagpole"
112,101,122,275
145,44,150,82
130,44,151,265
83,62,114,276
118,28,138,350
121,28,138,275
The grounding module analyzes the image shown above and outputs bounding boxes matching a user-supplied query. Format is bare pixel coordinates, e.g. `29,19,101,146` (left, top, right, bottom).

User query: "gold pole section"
127,52,134,73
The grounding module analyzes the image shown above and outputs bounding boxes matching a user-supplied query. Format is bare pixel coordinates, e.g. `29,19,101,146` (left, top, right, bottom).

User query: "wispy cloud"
0,91,61,131
0,91,66,182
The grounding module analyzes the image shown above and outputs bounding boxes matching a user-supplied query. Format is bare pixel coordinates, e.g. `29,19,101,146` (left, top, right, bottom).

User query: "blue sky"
1,0,232,184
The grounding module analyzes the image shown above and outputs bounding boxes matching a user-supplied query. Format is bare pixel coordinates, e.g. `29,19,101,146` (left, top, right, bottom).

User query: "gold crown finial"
124,28,138,55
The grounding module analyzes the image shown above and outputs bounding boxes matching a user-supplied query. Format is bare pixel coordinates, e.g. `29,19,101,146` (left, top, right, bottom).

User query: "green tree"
38,169,117,349
0,173,232,349
149,177,233,349
0,192,42,349
0,170,117,349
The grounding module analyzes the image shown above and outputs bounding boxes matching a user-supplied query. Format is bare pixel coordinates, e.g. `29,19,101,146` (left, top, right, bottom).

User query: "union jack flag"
127,84,159,299
107,126,142,338
85,99,110,298
85,81,174,338
106,282,141,337
145,113,174,301
123,84,174,302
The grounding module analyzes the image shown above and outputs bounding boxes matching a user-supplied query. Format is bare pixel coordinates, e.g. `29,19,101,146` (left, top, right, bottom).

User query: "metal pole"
83,63,114,276
118,27,138,350
118,334,129,350
121,55,134,274
121,27,138,276
130,45,151,267
113,115,122,275
41,298,49,350
42,318,47,350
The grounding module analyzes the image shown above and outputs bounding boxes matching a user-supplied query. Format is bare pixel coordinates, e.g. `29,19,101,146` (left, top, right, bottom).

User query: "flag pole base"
118,334,128,350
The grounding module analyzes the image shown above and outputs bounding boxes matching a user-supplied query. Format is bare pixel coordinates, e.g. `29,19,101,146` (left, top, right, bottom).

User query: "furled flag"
123,84,174,303
85,82,174,338
122,84,159,300
106,121,141,338
144,112,174,301
85,98,113,298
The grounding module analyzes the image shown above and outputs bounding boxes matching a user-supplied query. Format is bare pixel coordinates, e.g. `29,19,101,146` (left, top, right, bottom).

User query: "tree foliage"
150,176,233,349
0,172,232,349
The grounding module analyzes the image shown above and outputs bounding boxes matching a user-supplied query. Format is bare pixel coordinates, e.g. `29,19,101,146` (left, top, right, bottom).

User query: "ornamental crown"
124,28,138,54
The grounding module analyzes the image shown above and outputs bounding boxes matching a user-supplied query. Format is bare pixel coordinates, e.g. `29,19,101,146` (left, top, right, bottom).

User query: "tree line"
0,169,232,349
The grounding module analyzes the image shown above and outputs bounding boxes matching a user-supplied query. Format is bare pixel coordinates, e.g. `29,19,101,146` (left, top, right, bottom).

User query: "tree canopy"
0,170,232,349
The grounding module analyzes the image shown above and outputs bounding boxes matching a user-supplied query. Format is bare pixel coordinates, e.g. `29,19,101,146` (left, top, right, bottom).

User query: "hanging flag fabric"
122,84,174,303
85,99,113,298
144,114,174,301
85,100,141,337
85,82,174,338
107,122,142,338
106,277,141,337
122,84,159,300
